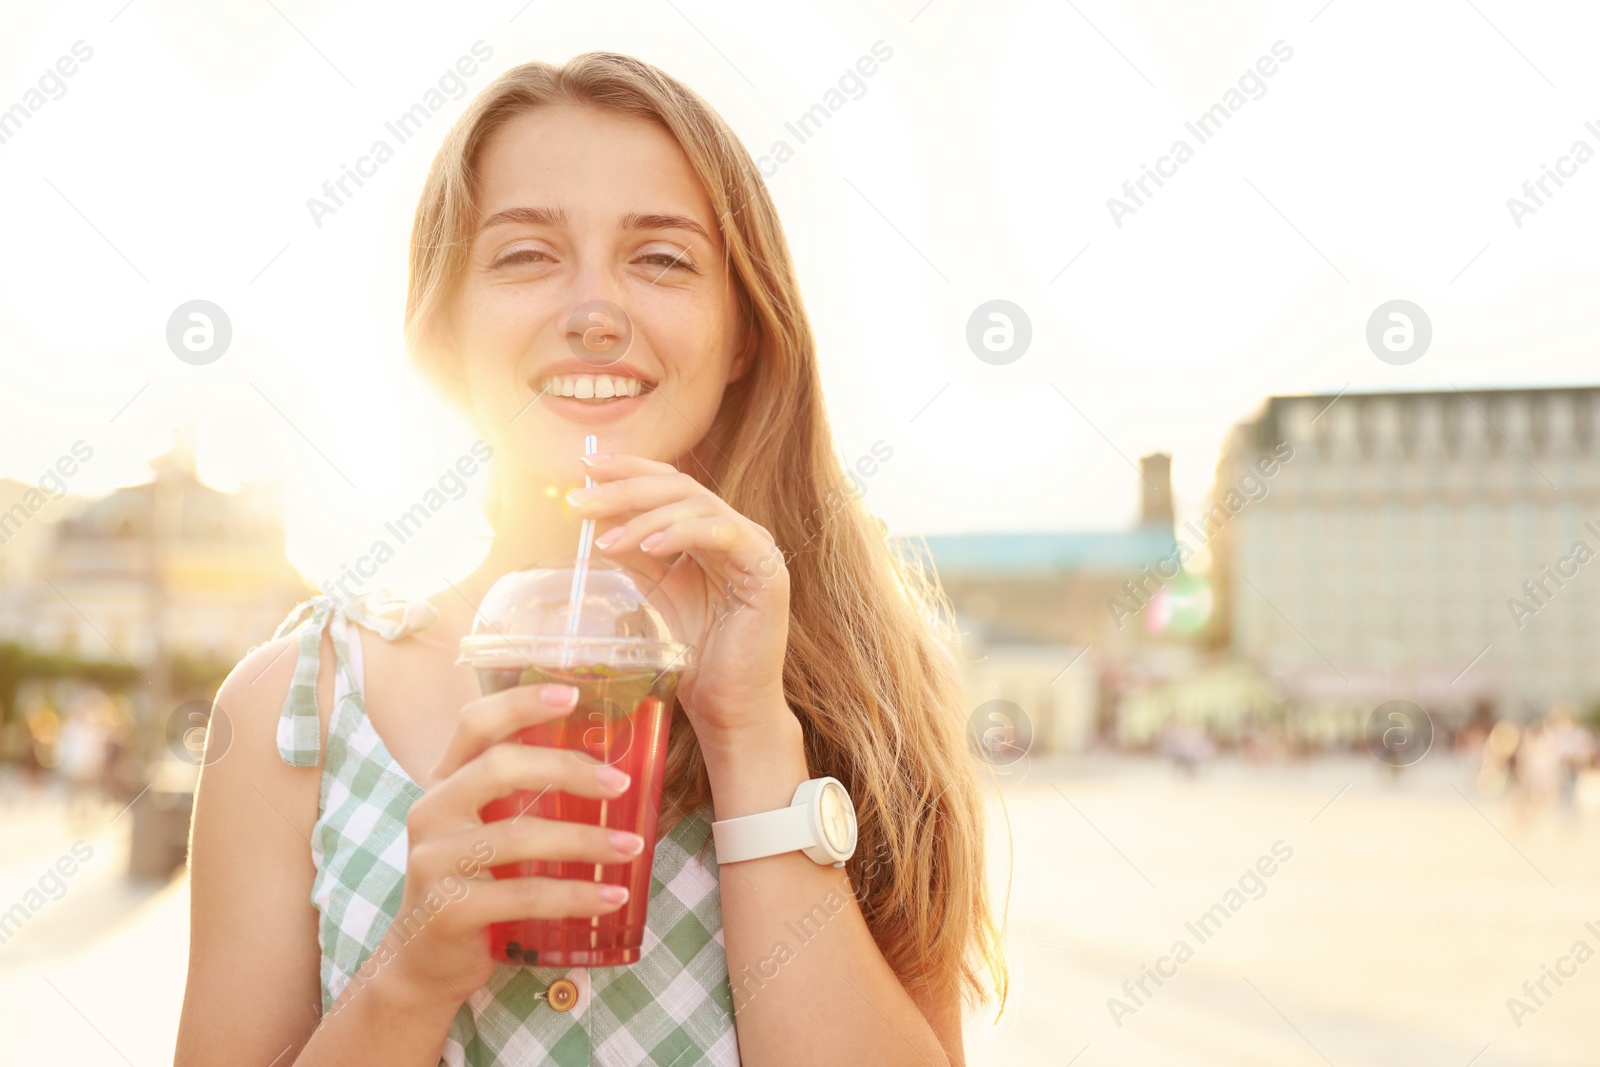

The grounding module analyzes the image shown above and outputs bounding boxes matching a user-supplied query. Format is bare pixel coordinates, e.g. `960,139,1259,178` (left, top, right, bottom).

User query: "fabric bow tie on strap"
272,590,440,767
343,591,440,641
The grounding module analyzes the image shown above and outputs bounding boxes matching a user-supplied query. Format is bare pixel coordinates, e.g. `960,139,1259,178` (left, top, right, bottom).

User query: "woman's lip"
535,389,650,423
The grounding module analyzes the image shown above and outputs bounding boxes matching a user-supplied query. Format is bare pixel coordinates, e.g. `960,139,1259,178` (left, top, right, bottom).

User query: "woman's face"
451,104,745,486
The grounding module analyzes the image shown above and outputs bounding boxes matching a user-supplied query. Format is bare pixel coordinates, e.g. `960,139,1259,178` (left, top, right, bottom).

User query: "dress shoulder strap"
271,591,440,768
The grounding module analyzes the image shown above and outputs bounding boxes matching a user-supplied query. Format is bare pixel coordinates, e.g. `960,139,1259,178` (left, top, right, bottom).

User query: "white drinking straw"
562,433,614,952
562,434,599,669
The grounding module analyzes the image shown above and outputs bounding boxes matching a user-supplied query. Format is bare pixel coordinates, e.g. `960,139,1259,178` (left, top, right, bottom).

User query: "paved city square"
2,752,1596,1066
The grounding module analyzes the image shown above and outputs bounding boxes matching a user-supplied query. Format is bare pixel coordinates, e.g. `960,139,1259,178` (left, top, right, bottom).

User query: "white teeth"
539,374,646,399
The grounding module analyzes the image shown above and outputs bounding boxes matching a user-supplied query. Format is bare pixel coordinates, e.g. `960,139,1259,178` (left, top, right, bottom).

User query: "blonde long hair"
403,52,1005,1011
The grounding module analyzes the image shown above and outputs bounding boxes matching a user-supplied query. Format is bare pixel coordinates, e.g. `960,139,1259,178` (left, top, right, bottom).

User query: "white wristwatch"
712,776,858,867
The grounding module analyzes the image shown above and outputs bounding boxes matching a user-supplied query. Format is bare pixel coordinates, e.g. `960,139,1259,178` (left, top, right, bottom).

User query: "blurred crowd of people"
1145,700,1600,822
1459,702,1600,821
0,686,144,822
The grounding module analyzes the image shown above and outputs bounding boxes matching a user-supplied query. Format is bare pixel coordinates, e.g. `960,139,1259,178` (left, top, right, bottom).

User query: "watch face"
818,781,854,853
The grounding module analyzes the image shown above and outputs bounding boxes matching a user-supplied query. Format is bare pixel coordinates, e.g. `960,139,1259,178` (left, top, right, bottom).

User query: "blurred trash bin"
128,758,198,881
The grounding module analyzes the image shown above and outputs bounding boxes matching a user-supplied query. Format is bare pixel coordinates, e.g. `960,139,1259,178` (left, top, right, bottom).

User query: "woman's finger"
577,452,681,481
636,515,785,579
462,874,631,924
412,743,630,834
428,683,581,784
594,496,721,555
444,816,645,869
589,529,674,588
567,472,707,519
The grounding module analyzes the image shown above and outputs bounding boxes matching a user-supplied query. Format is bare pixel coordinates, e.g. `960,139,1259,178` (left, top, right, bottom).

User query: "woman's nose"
564,297,634,366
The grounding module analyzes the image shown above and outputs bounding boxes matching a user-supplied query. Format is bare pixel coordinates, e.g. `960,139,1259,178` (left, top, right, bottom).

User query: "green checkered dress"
273,593,741,1065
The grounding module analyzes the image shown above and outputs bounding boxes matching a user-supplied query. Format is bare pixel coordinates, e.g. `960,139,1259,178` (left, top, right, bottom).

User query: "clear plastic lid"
455,562,692,672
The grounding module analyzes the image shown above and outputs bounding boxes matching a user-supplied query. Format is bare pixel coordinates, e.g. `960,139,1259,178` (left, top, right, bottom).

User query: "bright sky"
3,0,1599,594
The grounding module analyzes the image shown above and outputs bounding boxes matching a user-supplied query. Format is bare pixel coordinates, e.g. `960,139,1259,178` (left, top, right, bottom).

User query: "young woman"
175,52,1004,1067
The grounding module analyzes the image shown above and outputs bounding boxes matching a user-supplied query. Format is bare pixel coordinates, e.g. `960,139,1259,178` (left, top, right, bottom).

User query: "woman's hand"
374,682,645,1008
566,453,792,743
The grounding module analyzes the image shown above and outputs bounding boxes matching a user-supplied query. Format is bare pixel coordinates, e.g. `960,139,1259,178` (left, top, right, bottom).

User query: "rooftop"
902,527,1178,575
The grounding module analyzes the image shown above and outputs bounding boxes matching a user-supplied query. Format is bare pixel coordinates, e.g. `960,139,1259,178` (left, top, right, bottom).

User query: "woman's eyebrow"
619,211,710,241
477,205,569,234
474,207,711,242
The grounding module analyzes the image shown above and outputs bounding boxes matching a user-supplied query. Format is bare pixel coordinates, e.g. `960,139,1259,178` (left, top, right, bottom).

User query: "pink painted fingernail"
596,765,631,792
610,830,645,855
541,684,579,708
599,885,630,904
565,487,598,507
639,532,665,551
579,452,611,465
595,527,623,550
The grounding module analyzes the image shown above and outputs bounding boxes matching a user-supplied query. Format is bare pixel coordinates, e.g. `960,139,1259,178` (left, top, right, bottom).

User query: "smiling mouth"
535,373,655,403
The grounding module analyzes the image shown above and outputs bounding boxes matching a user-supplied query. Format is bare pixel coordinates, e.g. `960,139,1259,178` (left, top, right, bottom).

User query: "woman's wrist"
699,700,810,820
373,945,470,1020
304,944,467,1064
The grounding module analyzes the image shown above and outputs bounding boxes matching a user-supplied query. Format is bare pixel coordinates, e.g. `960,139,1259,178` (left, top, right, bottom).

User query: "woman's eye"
640,250,697,273
493,248,552,268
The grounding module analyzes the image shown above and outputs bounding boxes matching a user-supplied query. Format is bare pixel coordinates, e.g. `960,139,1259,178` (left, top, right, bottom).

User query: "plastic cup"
456,563,691,967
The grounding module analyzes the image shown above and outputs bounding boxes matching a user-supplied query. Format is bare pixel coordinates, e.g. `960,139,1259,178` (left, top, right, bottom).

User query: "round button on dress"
545,978,578,1012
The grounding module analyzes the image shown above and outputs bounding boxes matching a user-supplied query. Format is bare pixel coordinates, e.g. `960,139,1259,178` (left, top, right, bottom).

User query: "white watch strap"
712,802,813,864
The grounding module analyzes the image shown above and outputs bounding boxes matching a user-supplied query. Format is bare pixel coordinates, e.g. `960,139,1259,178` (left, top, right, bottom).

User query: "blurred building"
0,478,90,611
956,638,1099,757
1211,386,1600,725
922,454,1184,651
1115,660,1282,748
912,454,1195,752
5,430,308,672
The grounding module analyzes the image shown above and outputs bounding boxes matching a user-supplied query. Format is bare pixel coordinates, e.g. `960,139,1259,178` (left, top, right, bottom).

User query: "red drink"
474,663,679,967
456,562,692,969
